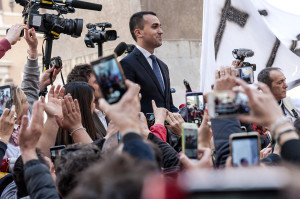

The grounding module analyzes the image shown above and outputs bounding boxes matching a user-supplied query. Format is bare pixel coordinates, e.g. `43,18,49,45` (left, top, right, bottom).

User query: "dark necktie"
150,55,165,94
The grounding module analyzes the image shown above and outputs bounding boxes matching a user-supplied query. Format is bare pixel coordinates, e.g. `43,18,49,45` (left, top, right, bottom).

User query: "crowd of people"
0,11,299,199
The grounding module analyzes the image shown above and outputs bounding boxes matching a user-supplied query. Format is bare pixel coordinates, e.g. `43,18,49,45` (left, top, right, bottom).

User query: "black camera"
50,56,62,69
26,12,83,39
232,48,256,71
84,22,118,48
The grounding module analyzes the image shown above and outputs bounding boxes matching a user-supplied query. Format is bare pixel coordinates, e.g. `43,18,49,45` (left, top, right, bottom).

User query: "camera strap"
283,97,299,118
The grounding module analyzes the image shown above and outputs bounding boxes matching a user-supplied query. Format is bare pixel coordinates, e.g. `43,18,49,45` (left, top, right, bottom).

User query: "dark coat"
120,47,178,114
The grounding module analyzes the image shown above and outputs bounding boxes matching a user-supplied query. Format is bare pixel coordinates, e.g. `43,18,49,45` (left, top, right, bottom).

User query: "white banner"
200,0,300,92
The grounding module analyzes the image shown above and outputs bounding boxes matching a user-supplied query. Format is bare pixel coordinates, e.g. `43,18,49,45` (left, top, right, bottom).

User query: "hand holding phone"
236,67,254,84
92,54,127,104
182,123,198,159
0,85,12,116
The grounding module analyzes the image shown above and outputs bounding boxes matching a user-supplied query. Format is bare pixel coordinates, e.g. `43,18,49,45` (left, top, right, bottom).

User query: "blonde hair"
11,86,23,120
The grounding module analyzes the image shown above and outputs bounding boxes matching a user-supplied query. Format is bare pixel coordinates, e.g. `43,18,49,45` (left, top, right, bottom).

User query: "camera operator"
257,68,300,122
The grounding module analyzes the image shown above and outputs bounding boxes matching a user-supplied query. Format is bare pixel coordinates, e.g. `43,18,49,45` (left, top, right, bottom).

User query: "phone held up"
0,85,12,116
91,54,127,104
182,123,198,159
186,92,204,126
207,91,250,118
50,145,66,163
230,132,261,167
146,113,169,128
236,66,254,84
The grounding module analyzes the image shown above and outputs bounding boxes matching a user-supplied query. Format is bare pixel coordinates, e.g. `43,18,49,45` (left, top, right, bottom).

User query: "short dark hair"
67,154,158,199
129,11,156,41
13,148,49,198
67,64,93,83
257,67,281,88
55,143,102,197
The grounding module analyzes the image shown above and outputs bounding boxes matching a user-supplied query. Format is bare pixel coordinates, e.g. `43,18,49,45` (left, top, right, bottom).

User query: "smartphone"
0,85,12,116
50,145,66,162
230,132,261,167
6,28,24,37
146,113,169,128
186,92,204,125
91,54,127,104
236,66,254,84
182,123,198,159
207,91,250,118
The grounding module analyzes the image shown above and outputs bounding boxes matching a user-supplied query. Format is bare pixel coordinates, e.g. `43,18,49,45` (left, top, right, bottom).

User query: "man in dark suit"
120,11,178,114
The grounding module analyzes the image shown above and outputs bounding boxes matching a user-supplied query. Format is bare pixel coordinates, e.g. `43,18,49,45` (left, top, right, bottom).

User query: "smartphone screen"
50,145,66,162
208,91,250,118
231,134,260,167
0,85,12,116
91,54,127,104
186,92,204,125
182,123,198,159
237,67,254,84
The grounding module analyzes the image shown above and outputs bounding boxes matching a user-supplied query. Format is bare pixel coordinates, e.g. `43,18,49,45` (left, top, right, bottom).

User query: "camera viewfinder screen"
237,67,253,84
0,86,12,116
184,128,198,159
232,137,259,167
214,91,249,117
186,93,204,124
92,56,127,104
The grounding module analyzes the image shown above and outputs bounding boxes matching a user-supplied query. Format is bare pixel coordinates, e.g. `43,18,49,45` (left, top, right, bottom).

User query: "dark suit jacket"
120,47,178,114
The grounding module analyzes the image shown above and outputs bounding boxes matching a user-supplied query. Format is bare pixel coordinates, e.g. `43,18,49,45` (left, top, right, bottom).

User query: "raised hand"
39,65,63,91
42,85,64,118
24,23,38,59
55,94,82,132
5,24,27,45
19,101,45,163
179,148,213,170
0,106,16,144
166,112,184,136
152,100,168,125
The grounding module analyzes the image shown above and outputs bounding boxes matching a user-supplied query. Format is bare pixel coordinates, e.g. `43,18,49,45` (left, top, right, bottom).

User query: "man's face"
138,14,163,49
88,73,103,100
269,70,288,101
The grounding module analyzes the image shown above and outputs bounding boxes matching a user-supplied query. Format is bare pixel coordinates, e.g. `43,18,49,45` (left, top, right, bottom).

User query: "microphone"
235,48,254,58
114,42,127,57
15,0,102,11
71,0,102,11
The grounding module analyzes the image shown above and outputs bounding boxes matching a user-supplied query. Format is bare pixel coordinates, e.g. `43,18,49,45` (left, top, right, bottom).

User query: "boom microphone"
71,0,102,11
114,42,127,57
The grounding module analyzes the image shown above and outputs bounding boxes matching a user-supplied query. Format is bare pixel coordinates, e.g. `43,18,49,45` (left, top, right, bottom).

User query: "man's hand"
5,24,27,45
42,85,64,118
39,65,63,91
152,100,168,125
55,94,82,132
166,112,184,137
0,106,16,144
214,66,237,91
19,101,45,163
232,60,243,68
24,24,38,59
99,80,141,135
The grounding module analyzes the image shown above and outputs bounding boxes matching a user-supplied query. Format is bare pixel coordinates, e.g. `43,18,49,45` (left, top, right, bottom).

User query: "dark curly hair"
67,64,93,83
55,143,102,197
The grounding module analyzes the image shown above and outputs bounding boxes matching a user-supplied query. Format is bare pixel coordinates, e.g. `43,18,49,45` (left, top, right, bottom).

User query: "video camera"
15,0,102,39
84,22,118,48
232,48,256,71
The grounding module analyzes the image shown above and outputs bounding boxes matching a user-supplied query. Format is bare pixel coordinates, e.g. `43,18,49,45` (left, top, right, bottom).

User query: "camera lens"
63,18,83,38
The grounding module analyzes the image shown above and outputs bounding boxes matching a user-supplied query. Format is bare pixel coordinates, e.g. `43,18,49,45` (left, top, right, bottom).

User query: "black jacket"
120,47,178,114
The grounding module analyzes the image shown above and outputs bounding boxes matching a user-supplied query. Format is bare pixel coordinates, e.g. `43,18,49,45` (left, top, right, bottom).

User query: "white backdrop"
200,0,300,92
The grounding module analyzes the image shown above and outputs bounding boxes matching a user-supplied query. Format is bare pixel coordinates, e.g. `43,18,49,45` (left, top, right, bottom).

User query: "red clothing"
0,38,11,59
150,124,167,142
